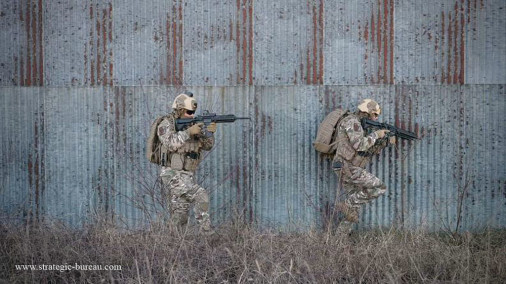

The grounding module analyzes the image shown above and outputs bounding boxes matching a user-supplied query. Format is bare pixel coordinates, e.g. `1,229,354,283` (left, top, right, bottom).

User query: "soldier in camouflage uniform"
158,93,217,232
333,99,395,234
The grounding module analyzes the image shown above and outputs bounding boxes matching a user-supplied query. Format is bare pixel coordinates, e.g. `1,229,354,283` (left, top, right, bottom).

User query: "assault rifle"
176,110,250,137
361,119,418,141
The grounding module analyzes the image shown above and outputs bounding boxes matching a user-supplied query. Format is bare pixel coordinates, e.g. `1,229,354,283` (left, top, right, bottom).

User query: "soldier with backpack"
147,92,216,232
314,99,395,234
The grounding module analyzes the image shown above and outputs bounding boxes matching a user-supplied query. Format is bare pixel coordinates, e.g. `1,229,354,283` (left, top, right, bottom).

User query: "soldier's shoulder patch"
158,126,166,136
353,122,361,132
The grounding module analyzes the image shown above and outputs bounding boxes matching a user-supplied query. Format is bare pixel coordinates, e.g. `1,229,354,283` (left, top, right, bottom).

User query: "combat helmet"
357,99,381,115
172,92,197,111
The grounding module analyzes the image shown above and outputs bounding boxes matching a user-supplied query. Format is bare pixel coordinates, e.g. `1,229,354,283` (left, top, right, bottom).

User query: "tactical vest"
158,115,203,172
334,115,371,168
167,137,203,172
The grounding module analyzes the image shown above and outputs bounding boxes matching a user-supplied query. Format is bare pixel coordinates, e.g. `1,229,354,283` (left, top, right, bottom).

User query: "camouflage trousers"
334,163,387,234
160,168,211,232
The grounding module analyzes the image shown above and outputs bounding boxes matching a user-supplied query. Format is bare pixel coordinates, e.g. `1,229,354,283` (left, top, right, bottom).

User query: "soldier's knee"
198,201,209,212
172,212,189,226
194,188,209,208
196,195,209,212
374,183,387,195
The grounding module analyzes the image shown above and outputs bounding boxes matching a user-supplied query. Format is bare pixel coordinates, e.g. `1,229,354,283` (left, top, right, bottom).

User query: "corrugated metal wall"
0,0,505,231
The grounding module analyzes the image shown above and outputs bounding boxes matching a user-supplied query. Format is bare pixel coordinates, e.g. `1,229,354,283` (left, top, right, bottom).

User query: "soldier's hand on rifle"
375,129,390,139
389,136,396,145
188,123,204,136
207,122,217,133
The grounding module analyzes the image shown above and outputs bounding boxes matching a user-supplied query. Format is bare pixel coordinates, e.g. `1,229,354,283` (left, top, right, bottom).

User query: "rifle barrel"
363,119,418,140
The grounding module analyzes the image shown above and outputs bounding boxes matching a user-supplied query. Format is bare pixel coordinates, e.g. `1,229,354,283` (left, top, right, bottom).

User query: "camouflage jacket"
158,112,214,172
333,112,387,167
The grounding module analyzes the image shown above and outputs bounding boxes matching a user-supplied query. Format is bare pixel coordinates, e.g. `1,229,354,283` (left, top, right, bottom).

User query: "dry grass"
1,220,505,283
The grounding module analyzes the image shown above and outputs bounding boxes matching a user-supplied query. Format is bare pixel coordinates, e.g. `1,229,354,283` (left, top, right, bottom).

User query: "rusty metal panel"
43,0,183,86
0,0,21,85
254,0,324,85
81,0,115,86
325,0,395,85
1,86,505,230
394,0,506,85
43,88,97,225
461,85,506,229
113,1,166,86
2,0,506,87
43,0,87,86
251,86,322,228
325,0,505,85
0,0,44,86
465,0,506,84
394,0,467,84
183,1,254,85
0,87,44,221
384,85,458,230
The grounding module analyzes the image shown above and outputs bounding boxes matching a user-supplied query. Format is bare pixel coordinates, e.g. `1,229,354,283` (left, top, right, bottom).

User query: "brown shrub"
1,221,505,283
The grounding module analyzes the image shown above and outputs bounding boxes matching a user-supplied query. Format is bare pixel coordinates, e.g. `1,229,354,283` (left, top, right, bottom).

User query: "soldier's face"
182,109,195,118
369,112,379,121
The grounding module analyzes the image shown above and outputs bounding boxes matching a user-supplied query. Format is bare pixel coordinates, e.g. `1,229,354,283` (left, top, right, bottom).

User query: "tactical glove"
207,122,217,133
389,136,396,145
187,123,203,136
375,129,390,139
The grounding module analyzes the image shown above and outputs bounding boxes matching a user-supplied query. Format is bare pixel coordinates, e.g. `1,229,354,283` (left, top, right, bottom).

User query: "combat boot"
336,202,359,223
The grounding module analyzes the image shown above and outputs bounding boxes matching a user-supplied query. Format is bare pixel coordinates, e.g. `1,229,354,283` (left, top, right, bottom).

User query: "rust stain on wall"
359,0,394,84
393,86,418,226
242,128,254,223
16,0,44,86
232,161,253,223
160,0,184,85
303,0,324,85
322,87,341,114
234,0,254,85
440,1,465,84
27,107,45,221
439,0,485,85
92,88,124,217
114,87,127,150
84,2,114,86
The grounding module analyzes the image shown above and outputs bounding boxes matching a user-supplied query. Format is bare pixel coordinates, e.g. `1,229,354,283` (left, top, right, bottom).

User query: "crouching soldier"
157,93,217,232
333,99,395,234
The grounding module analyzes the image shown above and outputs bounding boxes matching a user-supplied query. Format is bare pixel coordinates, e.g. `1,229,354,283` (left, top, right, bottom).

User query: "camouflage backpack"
146,115,169,165
313,109,349,155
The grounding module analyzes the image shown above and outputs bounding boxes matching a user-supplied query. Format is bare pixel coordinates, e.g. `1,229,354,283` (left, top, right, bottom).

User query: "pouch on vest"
170,153,185,171
313,109,349,154
183,154,200,172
